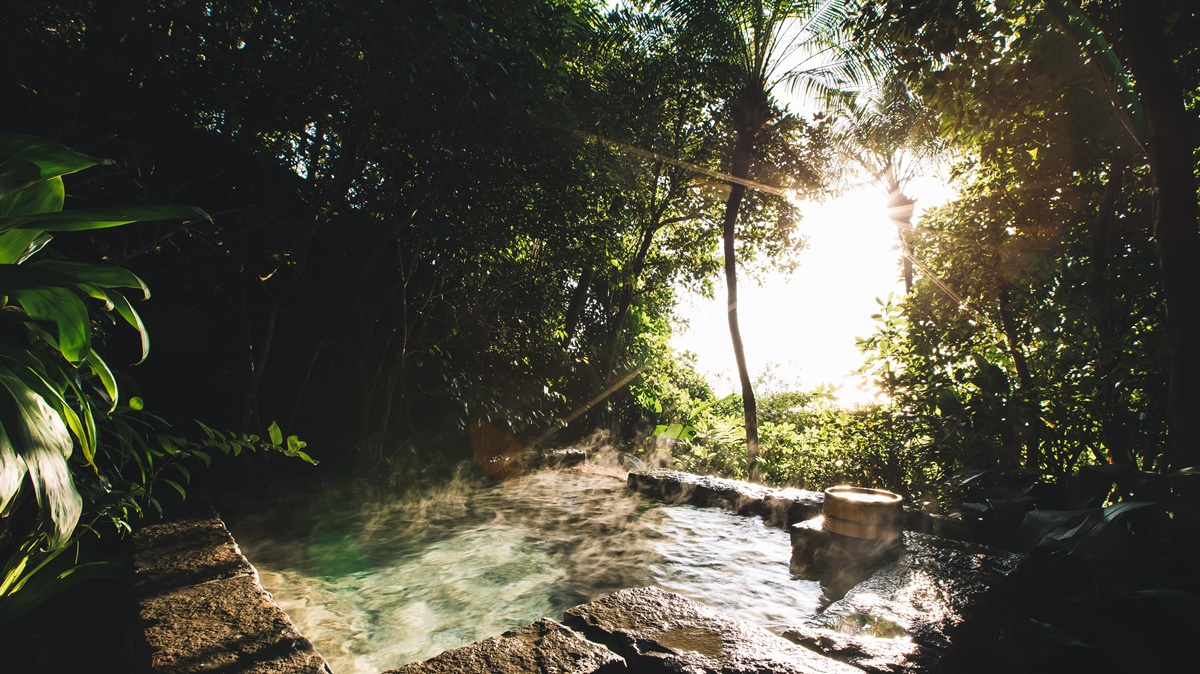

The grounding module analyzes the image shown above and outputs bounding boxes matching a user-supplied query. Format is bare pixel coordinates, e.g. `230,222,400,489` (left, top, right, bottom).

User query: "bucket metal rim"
824,485,903,505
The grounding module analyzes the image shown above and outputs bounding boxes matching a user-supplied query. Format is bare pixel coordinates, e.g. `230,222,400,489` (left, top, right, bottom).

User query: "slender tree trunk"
1088,156,1136,465
601,225,659,385
239,229,313,433
723,134,760,481
997,286,1039,470
885,170,917,293
1122,2,1200,471
562,263,594,349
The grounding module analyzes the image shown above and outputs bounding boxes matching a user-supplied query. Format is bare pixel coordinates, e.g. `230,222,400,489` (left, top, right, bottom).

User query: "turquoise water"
227,468,821,673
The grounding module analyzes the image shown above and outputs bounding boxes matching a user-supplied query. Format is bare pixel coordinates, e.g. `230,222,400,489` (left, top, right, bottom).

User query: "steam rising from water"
227,468,820,673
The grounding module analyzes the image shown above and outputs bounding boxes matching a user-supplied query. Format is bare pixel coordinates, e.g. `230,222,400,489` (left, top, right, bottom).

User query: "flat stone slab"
384,618,626,674
627,470,824,528
137,574,330,674
132,512,255,595
563,587,863,674
131,513,331,674
783,533,1027,673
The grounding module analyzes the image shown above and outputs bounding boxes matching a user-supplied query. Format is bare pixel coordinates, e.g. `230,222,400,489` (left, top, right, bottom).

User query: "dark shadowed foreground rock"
131,512,331,674
627,469,824,528
783,533,1027,673
384,618,627,673
563,587,863,674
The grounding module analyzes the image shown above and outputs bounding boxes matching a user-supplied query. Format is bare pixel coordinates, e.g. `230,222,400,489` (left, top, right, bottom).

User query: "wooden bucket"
823,486,903,542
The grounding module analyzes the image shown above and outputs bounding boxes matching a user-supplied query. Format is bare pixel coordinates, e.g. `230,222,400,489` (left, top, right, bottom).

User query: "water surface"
228,468,820,673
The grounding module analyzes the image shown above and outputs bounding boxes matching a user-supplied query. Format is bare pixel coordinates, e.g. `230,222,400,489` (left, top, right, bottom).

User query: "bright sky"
671,176,953,406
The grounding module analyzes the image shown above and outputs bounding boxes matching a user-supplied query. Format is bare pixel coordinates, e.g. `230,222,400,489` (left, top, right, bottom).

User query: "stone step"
129,511,331,674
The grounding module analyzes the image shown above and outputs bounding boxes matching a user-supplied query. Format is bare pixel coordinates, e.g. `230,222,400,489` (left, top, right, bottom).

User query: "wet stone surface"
789,517,904,598
383,618,627,674
563,587,863,674
131,512,331,674
627,470,824,529
529,448,590,469
783,532,1028,674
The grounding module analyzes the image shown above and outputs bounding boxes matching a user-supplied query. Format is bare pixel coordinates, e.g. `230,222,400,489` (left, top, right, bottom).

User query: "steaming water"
227,468,821,674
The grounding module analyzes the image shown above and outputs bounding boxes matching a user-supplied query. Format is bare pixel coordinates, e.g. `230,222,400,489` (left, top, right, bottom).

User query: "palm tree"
834,75,945,293
654,0,870,480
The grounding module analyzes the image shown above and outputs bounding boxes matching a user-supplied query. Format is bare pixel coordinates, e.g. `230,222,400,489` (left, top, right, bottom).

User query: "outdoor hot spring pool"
225,468,822,673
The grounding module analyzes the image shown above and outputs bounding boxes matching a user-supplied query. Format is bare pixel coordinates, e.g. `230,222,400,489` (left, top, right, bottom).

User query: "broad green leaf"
0,352,92,466
32,261,149,299
0,372,81,549
161,478,187,500
0,135,106,185
105,291,149,363
10,287,90,362
85,348,119,413
268,421,283,446
0,424,24,517
196,420,215,440
0,205,211,233
0,157,43,202
0,175,65,219
0,231,54,265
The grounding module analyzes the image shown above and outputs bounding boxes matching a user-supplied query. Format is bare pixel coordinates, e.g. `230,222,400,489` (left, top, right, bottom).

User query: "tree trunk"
601,225,659,385
1121,2,1200,471
997,285,1039,470
885,170,917,293
723,133,760,482
1088,156,1137,465
562,263,594,349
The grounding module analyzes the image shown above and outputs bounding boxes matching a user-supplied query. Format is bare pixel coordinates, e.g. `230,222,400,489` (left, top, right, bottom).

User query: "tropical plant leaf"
0,158,43,203
85,348,119,413
0,135,106,184
31,260,150,299
1011,507,1094,552
0,175,64,219
9,287,91,362
0,352,92,466
0,205,211,233
0,231,54,265
0,425,25,517
0,371,80,549
102,290,149,363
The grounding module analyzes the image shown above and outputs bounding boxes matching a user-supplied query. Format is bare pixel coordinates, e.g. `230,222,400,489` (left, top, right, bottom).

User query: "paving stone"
136,573,330,674
132,511,255,595
563,587,863,674
783,533,1028,673
130,513,331,674
384,618,626,674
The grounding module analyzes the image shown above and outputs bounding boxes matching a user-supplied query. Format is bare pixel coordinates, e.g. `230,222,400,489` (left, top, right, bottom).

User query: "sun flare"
673,176,955,406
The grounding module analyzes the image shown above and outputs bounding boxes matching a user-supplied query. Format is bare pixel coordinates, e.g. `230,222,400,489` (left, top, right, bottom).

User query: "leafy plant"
0,134,310,627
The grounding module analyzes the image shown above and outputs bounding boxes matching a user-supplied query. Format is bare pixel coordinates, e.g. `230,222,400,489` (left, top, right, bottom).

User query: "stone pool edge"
129,509,332,674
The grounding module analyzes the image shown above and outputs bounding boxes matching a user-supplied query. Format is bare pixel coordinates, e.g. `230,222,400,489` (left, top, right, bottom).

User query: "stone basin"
129,467,1028,674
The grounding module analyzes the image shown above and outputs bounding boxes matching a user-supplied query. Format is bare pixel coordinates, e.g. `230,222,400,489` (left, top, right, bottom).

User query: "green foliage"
0,135,309,628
